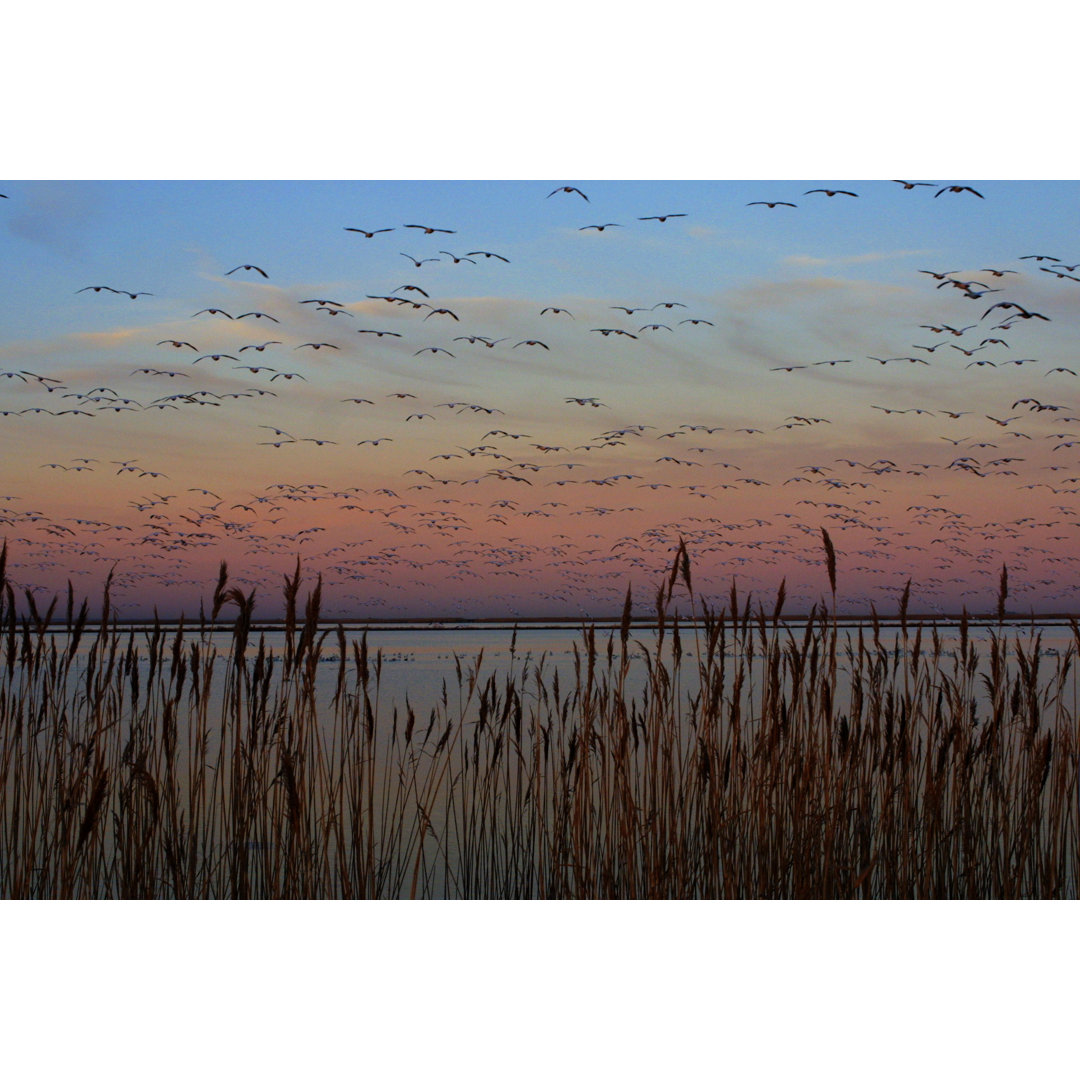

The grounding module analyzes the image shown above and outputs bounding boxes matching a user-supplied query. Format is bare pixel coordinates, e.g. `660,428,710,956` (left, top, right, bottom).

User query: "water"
62,615,1080,714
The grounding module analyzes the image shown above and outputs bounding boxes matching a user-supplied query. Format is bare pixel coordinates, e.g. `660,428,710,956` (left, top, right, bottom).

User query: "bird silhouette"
226,264,269,277
548,186,589,201
935,185,984,199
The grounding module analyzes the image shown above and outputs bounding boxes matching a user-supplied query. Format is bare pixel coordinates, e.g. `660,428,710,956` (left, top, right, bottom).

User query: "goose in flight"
400,253,440,267
748,201,796,208
935,185,983,198
226,264,269,277
805,188,858,197
638,213,686,222
892,180,934,189
345,226,393,236
983,301,1049,321
404,224,455,235
548,186,589,201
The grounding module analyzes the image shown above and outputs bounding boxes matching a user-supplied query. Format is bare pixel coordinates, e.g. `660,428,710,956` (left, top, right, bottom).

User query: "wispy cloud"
782,249,934,267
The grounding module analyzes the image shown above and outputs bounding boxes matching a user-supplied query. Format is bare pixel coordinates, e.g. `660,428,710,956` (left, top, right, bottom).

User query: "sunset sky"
5,3,1079,621
3,178,1080,618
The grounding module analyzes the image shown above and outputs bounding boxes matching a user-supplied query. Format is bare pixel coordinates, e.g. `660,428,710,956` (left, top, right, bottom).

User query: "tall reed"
0,540,1075,898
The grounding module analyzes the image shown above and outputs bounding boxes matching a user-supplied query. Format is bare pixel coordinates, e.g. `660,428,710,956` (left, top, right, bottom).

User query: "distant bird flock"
2,180,1080,617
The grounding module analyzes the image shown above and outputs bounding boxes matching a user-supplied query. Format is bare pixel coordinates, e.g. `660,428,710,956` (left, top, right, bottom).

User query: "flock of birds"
2,180,1080,618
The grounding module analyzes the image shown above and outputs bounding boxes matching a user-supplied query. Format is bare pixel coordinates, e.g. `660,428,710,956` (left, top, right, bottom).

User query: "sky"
5,5,1080,621
5,176,1080,619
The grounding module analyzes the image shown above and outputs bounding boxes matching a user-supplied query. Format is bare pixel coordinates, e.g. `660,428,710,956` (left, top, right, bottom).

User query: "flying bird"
465,250,509,262
935,185,984,199
548,186,589,201
226,264,269,277
400,253,440,267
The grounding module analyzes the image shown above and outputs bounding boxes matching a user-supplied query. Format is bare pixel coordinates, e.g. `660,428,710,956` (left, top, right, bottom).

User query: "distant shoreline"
30,613,1080,632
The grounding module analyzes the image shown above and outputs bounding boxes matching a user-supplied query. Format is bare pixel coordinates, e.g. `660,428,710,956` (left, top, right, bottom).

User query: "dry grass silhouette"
0,537,1075,898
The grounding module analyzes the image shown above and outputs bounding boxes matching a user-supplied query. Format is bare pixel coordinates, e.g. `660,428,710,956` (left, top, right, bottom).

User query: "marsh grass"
0,537,1075,898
